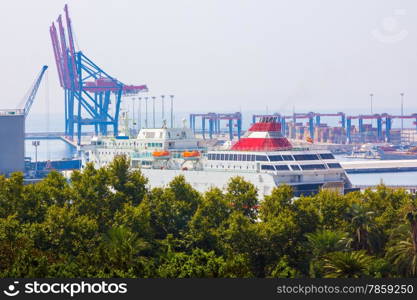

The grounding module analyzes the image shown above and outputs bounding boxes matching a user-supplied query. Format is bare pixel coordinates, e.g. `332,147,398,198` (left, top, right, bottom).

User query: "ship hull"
141,168,350,197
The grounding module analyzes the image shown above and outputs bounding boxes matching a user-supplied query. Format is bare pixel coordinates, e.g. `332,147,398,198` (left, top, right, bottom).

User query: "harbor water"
25,139,76,162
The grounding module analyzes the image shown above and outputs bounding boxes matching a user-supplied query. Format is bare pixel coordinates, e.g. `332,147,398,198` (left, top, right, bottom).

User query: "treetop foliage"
0,156,416,278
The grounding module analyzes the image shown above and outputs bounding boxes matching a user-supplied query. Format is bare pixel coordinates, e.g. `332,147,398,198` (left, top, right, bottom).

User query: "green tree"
225,177,258,221
386,209,417,277
323,251,373,278
305,229,351,277
306,229,351,257
70,164,113,230
98,226,150,277
113,202,154,242
107,155,148,206
259,185,293,222
157,249,226,278
347,203,377,251
267,255,300,278
145,176,201,240
186,188,231,252
40,205,99,256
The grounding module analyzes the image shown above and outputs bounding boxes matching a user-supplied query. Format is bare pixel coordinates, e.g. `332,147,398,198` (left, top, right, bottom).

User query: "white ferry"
81,117,355,197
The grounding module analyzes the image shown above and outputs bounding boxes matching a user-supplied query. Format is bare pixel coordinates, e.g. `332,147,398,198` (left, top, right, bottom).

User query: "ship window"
282,155,294,161
291,165,301,171
256,155,268,161
249,155,255,161
237,154,242,161
293,154,319,161
319,153,335,160
224,154,230,161
233,154,238,161
261,165,275,170
275,165,290,171
327,163,342,169
215,154,220,160
220,154,225,160
300,164,326,170
268,155,283,161
242,154,247,161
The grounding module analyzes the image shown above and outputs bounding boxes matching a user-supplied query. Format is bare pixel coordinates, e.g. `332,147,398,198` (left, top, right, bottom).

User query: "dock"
354,184,417,193
25,132,94,149
341,160,417,173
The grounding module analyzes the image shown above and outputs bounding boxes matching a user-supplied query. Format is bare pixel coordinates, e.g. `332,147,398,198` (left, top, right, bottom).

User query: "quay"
341,160,417,174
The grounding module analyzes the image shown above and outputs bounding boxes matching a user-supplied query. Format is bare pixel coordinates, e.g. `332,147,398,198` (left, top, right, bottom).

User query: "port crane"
50,5,148,145
18,65,49,117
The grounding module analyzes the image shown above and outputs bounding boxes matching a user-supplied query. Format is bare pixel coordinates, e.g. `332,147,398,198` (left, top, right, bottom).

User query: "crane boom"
23,65,48,117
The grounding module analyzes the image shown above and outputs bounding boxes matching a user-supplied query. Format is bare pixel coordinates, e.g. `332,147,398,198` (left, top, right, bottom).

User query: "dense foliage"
0,156,416,278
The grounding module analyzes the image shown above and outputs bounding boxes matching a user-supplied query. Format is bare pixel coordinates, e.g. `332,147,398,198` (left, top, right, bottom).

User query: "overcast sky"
1,0,417,118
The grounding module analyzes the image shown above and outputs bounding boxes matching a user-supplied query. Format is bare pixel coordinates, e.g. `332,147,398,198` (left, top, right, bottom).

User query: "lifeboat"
152,151,170,159
182,151,200,160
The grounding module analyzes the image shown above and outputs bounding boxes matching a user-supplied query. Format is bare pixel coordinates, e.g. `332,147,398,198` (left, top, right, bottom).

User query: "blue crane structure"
50,5,148,145
19,65,49,117
189,112,242,141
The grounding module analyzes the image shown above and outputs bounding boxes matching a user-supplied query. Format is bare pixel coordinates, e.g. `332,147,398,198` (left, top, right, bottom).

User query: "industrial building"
0,110,25,175
0,66,47,177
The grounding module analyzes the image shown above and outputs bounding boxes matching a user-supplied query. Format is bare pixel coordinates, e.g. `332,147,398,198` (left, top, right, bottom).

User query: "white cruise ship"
81,117,355,197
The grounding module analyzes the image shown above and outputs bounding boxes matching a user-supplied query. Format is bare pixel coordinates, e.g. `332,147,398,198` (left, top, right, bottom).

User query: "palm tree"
306,229,352,277
386,211,417,277
407,211,417,252
347,204,376,251
323,251,373,278
306,229,351,257
102,226,148,270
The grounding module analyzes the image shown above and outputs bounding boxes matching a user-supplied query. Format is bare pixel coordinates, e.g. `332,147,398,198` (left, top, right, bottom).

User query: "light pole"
152,96,156,128
145,97,148,128
132,97,136,135
138,97,142,131
170,95,174,128
369,93,373,114
161,95,165,126
400,92,404,132
32,140,40,176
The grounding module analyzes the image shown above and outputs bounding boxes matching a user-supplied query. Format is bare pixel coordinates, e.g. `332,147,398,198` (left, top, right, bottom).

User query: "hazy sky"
1,0,417,117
